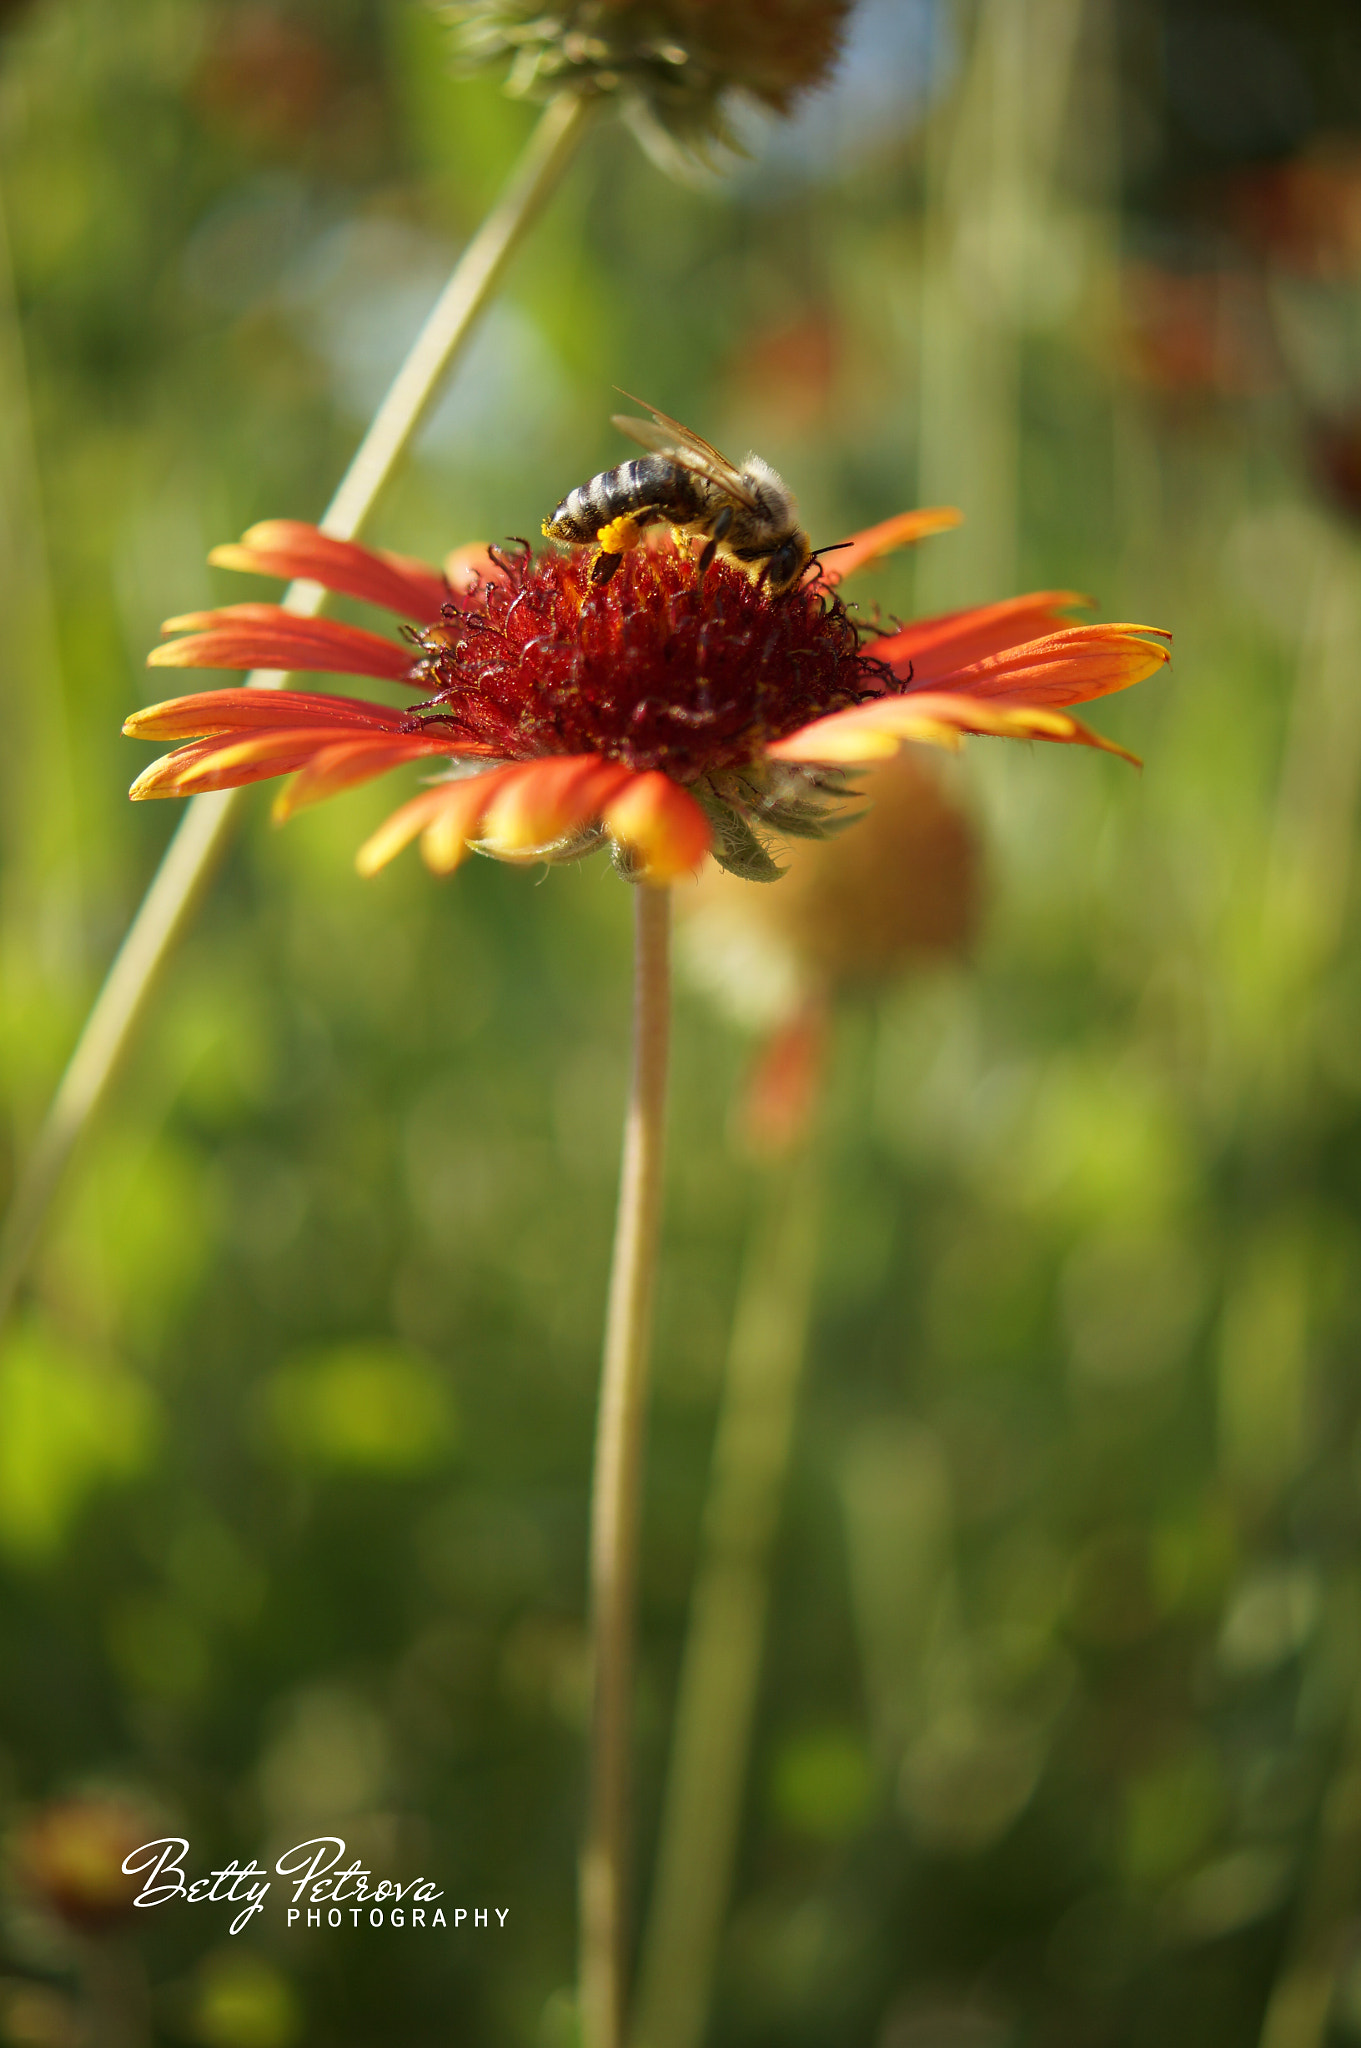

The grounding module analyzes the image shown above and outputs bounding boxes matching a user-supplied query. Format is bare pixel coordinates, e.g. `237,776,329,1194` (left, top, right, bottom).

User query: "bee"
543,396,813,593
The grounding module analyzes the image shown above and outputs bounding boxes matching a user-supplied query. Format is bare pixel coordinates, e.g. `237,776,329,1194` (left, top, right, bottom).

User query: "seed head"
438,0,854,168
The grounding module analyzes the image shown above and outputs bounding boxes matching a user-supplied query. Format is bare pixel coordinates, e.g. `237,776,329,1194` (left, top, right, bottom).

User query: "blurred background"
1,0,1361,2042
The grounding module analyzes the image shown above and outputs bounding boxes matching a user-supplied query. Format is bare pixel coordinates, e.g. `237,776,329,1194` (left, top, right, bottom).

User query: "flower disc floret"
408,540,884,783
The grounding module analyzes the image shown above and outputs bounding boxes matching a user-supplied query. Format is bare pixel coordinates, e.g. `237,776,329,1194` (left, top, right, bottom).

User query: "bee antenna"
808,541,854,562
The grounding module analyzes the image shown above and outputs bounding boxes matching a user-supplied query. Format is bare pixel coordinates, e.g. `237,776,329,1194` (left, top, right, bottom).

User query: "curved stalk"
0,90,590,1331
631,1149,820,2048
581,883,672,2048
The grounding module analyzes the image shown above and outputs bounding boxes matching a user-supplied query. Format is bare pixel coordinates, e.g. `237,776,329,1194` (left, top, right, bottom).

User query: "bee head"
762,532,813,593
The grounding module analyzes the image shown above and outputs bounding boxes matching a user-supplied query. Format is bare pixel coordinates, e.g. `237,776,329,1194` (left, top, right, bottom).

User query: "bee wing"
610,392,761,511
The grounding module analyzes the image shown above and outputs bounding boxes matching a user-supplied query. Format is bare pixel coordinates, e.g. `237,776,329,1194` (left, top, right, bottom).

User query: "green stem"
581,883,672,2048
631,1150,820,2048
0,90,590,1333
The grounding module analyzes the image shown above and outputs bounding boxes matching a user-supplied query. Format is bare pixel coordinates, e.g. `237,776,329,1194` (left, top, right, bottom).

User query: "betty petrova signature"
122,1837,510,1937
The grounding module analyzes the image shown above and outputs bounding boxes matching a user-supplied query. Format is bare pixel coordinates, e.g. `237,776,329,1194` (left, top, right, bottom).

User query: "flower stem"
0,90,590,1334
631,1149,820,2048
581,882,672,2048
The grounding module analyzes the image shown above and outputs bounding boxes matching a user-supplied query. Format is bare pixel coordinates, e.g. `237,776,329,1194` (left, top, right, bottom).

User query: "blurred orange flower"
11,1796,153,1936
1120,261,1277,397
1228,139,1361,279
684,749,981,1153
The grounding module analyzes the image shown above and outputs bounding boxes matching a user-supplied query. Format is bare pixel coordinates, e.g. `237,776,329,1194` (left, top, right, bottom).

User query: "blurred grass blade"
632,1153,820,2048
1256,1647,1361,2048
0,170,80,934
0,89,590,1333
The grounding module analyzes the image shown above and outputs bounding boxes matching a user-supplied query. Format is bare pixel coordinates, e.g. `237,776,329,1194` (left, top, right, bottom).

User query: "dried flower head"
125,510,1168,890
681,751,981,1154
766,750,981,982
438,0,854,169
682,751,980,1019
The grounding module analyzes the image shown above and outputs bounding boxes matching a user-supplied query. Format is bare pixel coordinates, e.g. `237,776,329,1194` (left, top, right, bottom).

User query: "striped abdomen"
545,455,709,543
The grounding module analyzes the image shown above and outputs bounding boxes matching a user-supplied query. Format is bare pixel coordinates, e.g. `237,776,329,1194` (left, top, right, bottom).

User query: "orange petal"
124,688,414,741
353,768,516,879
130,726,385,800
149,611,417,683
770,696,976,761
209,521,448,623
942,624,1171,707
602,773,712,884
818,507,963,588
354,787,457,877
273,736,466,821
444,543,509,596
768,691,1141,766
477,756,633,855
160,602,298,632
872,591,1091,679
420,773,518,876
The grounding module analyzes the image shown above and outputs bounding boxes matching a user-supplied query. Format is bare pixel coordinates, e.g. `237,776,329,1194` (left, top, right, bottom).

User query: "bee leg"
697,505,733,579
708,507,734,560
590,512,647,588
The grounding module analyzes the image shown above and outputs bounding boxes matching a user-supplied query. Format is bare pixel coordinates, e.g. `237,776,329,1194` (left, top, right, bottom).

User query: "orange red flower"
125,515,1169,886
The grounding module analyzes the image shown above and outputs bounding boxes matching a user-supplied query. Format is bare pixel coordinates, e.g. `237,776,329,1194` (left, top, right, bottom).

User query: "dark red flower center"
405,540,889,781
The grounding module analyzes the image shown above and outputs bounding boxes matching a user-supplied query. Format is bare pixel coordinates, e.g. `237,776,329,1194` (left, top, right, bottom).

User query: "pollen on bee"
595,514,644,555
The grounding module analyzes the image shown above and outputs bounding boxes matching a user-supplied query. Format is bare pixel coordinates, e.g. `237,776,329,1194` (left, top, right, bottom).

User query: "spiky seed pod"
436,0,855,170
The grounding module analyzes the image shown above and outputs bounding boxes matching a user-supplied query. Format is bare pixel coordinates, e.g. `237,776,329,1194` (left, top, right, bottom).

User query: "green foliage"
768,1727,876,1842
1,2,1360,2045
261,1343,458,1472
0,1320,158,1558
